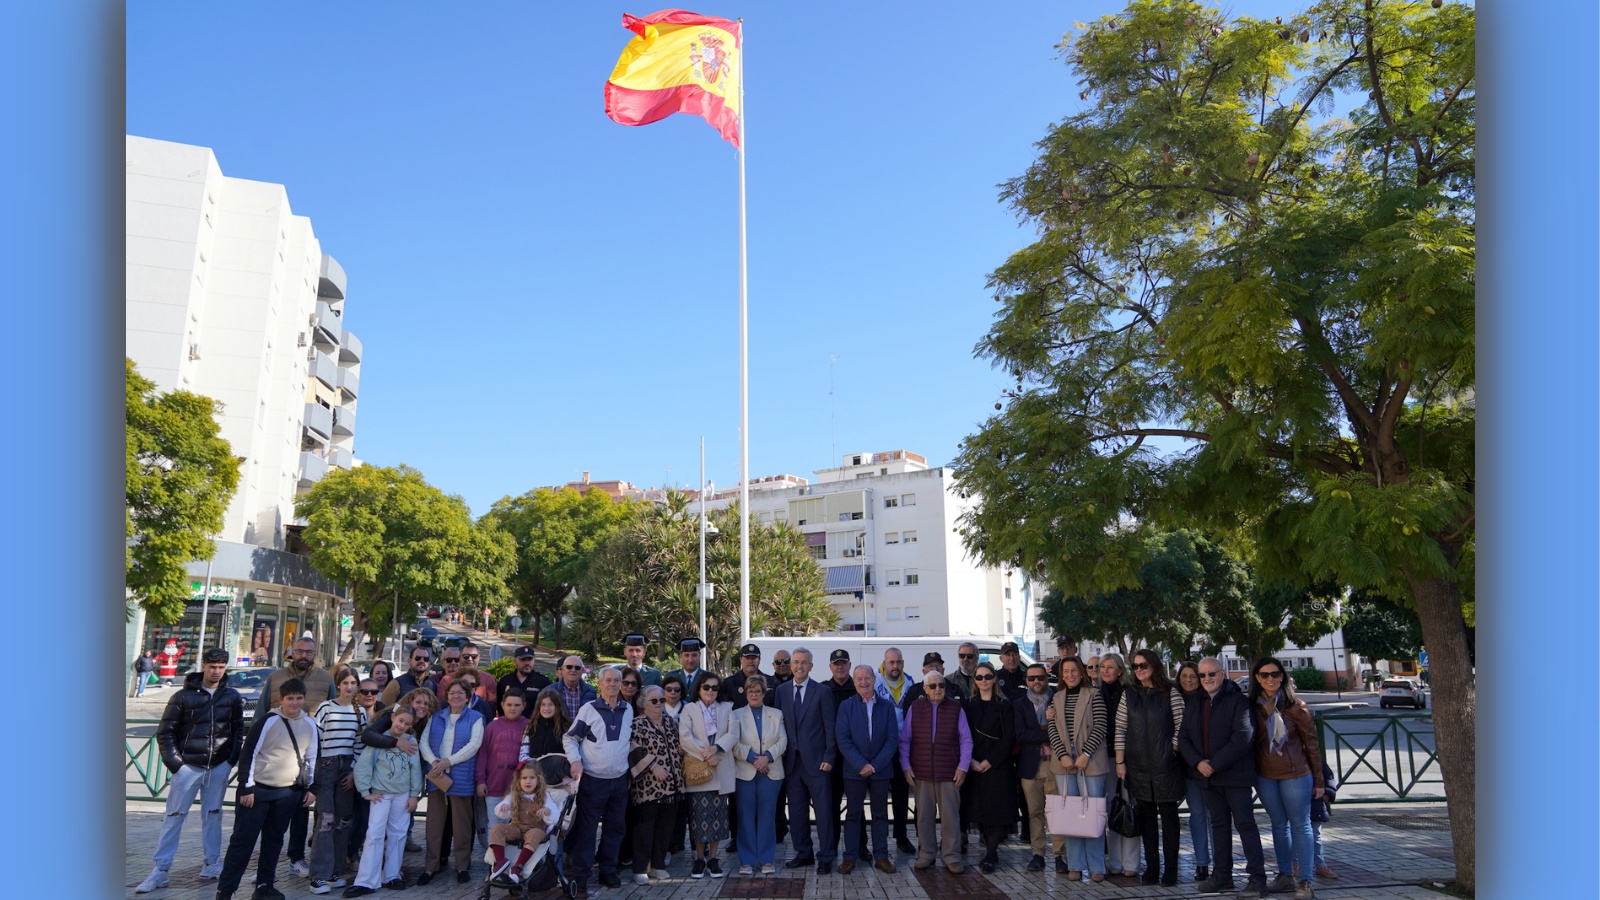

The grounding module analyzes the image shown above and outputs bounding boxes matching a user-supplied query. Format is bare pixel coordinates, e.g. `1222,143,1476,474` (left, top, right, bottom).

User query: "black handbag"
1108,780,1142,838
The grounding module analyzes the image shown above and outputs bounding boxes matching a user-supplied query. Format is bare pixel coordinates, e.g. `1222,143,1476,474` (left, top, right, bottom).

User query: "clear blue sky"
129,1,1285,517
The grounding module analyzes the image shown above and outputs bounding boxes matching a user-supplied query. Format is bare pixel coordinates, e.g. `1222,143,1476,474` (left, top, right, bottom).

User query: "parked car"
425,607,442,618
1379,678,1427,709
227,667,276,713
416,622,440,644
439,634,470,652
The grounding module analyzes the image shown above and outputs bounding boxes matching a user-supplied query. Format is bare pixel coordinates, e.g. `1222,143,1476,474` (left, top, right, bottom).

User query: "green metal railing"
1313,711,1445,803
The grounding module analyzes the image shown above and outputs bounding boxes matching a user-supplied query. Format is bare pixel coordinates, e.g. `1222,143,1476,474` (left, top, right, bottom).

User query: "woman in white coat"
729,678,787,875
678,671,737,879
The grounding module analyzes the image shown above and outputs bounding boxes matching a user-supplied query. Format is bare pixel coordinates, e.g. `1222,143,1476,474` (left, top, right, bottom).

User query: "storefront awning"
825,564,866,594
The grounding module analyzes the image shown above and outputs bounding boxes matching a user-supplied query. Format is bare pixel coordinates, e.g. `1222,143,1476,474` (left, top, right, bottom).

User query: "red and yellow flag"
604,9,742,148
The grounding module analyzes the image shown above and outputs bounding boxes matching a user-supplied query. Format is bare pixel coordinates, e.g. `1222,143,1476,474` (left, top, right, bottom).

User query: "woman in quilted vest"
1115,649,1186,886
420,679,485,885
1249,657,1325,900
1045,657,1109,882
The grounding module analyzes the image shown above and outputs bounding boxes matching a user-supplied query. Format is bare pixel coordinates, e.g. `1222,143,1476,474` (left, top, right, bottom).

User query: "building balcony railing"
298,451,329,487
308,350,339,391
337,365,359,399
339,330,362,364
314,300,343,346
329,446,354,469
332,406,356,437
303,403,332,441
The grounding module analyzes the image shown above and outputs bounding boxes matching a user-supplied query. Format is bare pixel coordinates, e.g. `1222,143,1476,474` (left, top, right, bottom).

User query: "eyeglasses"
646,698,665,705
701,684,719,692
359,689,379,695
958,653,976,660
1025,675,1048,682
1257,671,1284,679
664,685,683,692
1133,663,1151,671
1200,671,1223,679
462,654,479,661
773,660,790,666
974,674,996,681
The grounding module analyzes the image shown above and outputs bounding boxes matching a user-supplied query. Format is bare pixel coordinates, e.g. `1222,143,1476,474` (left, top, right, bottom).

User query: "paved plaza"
126,798,1457,900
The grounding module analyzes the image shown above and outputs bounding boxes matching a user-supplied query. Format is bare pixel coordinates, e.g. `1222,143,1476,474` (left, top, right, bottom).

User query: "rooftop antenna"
829,354,838,462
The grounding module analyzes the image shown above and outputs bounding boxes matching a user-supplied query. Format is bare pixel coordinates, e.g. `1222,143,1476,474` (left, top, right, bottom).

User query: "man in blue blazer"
835,664,901,875
776,647,837,874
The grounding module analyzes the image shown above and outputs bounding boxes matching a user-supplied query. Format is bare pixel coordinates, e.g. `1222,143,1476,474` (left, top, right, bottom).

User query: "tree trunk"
1408,569,1475,892
371,634,388,659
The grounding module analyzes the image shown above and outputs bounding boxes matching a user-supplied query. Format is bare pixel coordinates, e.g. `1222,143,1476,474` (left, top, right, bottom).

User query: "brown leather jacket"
1251,695,1325,791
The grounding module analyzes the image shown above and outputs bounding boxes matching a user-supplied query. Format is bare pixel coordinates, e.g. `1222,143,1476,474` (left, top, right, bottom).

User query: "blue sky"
129,1,1290,517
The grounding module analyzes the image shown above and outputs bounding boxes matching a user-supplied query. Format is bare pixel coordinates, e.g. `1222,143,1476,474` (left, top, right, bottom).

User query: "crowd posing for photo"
138,633,1337,900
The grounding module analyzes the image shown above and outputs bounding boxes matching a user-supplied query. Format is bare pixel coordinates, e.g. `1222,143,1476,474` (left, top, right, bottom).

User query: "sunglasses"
958,653,976,660
359,689,379,695
462,654,479,661
1200,671,1223,679
774,660,791,665
925,684,946,690
563,665,583,670
411,655,430,662
1258,671,1284,678
701,684,720,692
646,698,664,705
1025,675,1048,682
664,685,683,692
974,674,996,681
1133,662,1151,671
443,658,461,664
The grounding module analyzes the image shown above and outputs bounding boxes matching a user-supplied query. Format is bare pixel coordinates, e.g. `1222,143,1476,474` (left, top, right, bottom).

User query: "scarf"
1257,689,1289,754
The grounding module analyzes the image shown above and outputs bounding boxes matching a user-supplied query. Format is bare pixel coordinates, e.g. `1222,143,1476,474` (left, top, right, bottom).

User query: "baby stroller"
480,753,580,899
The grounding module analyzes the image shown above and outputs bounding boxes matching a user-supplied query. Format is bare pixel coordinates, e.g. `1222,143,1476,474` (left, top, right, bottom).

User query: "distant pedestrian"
134,650,157,698
136,648,245,894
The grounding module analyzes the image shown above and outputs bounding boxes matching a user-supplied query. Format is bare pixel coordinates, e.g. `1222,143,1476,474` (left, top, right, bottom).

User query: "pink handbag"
1045,773,1107,838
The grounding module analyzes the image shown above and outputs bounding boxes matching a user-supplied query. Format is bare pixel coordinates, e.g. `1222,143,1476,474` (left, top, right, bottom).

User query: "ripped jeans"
152,762,233,872
310,756,357,882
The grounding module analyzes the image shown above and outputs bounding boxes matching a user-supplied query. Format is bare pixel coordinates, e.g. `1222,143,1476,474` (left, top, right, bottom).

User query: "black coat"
960,693,1017,829
1121,686,1186,803
1177,678,1256,788
1012,692,1053,780
157,671,246,773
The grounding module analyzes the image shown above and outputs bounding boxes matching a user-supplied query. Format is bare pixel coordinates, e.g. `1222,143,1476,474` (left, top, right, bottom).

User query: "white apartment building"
700,450,1043,642
126,135,356,670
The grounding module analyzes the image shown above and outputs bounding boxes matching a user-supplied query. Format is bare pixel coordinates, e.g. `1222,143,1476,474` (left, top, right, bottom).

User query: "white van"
743,635,1039,683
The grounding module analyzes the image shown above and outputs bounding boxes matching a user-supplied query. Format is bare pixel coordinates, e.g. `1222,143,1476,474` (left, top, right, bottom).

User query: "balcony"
307,350,339,390
314,300,342,346
332,406,356,437
337,366,359,399
339,330,362,364
318,254,347,300
298,451,329,487
303,403,332,441
329,446,354,469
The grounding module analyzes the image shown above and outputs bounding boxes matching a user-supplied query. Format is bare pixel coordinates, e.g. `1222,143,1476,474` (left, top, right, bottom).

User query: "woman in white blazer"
678,671,737,879
729,678,788,874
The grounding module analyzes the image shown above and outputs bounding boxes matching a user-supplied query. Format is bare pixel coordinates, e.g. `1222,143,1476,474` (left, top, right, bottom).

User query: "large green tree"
484,486,636,649
1340,587,1424,664
125,358,241,623
572,492,834,670
950,0,1475,885
295,465,514,663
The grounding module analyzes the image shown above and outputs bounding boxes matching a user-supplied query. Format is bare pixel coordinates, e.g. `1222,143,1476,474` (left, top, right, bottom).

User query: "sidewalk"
125,798,1457,899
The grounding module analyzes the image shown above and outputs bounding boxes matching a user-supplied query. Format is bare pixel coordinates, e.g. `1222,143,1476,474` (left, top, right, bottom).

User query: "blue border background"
1,1,1595,896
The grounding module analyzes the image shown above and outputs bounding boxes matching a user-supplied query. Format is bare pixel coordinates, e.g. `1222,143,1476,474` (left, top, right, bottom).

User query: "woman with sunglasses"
522,686,572,761
660,674,687,719
678,671,736,878
616,669,644,870
1096,653,1141,878
620,670,643,710
1175,661,1211,882
628,684,685,883
1114,650,1186,886
960,661,1017,874
1045,656,1109,881
1249,657,1324,900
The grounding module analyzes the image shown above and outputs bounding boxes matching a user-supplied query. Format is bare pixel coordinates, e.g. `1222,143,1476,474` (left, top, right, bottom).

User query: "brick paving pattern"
127,800,1456,899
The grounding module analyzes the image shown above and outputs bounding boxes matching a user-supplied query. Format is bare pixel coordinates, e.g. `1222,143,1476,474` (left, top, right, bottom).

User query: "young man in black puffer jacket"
137,648,247,893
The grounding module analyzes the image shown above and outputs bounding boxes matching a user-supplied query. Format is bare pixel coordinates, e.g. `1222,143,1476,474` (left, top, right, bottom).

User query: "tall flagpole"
737,19,750,644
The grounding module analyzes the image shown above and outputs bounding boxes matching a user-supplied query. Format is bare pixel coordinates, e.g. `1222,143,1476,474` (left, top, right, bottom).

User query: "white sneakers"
134,868,169,893
633,874,650,885
198,862,223,880
290,860,311,879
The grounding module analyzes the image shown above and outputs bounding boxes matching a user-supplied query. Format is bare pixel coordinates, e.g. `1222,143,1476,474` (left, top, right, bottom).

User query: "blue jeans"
1185,778,1211,867
1256,772,1315,880
310,756,357,881
152,763,233,872
566,774,628,883
1311,819,1326,868
1060,773,1107,875
735,774,782,866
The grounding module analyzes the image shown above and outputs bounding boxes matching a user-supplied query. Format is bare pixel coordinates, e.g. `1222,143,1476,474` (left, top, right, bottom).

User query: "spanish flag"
604,9,742,149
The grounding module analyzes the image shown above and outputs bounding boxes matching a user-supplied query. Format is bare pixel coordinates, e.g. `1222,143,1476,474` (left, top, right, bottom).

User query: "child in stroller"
482,754,578,898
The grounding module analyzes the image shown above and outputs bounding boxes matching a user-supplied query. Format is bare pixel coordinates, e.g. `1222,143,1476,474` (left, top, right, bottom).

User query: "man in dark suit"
776,647,837,874
835,664,901,875
1180,657,1266,899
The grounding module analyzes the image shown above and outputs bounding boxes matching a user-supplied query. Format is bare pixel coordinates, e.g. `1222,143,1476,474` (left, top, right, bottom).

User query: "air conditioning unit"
842,548,857,558
297,332,307,347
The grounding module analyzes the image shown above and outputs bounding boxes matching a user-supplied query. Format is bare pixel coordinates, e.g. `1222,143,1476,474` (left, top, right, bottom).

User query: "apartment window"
905,570,920,585
902,494,917,507
808,545,826,561
852,455,863,465
905,606,921,620
884,497,899,509
1004,586,1011,599
1006,611,1014,632
884,532,899,545
887,607,902,621
885,569,901,587
903,530,917,544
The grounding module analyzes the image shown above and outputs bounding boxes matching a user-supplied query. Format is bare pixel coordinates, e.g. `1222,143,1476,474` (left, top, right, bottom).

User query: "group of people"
137,631,1337,900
